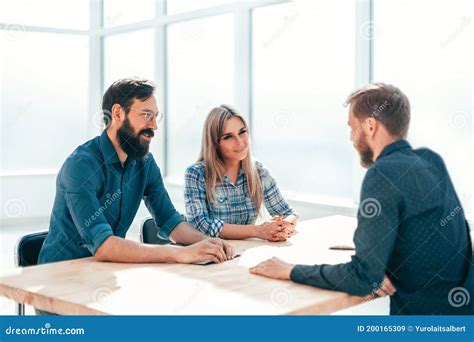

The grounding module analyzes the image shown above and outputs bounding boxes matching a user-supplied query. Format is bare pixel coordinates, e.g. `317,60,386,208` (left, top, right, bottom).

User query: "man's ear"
365,117,378,138
111,103,124,126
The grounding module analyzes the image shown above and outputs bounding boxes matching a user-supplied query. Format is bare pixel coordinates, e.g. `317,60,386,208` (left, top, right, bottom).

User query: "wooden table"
0,215,365,315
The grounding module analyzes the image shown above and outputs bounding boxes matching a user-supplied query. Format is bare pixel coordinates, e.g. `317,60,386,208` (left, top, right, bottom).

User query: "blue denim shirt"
38,131,183,264
290,140,472,315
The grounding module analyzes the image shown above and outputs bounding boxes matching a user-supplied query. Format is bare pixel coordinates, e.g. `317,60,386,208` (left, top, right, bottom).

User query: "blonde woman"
184,105,298,241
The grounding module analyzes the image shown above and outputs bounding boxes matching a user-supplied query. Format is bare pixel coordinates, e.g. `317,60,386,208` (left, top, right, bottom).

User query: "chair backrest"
15,231,48,267
140,218,170,245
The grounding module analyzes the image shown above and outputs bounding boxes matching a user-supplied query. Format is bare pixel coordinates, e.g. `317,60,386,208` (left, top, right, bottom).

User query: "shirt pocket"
212,188,228,210
217,194,228,203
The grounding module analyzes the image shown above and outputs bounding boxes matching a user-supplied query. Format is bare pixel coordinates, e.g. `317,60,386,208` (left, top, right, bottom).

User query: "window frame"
8,0,470,220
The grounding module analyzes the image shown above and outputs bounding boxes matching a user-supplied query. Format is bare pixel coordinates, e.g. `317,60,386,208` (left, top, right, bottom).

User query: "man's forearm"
169,221,207,245
290,262,382,297
94,236,179,263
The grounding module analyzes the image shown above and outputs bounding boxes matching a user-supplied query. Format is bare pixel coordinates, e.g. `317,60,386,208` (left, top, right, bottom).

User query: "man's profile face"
348,109,374,168
117,96,159,160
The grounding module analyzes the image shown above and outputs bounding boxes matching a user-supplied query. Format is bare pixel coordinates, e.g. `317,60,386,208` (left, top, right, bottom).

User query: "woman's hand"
271,216,296,237
256,218,294,242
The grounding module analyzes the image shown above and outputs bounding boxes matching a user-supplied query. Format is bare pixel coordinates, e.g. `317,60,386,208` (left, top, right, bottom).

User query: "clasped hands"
257,216,296,242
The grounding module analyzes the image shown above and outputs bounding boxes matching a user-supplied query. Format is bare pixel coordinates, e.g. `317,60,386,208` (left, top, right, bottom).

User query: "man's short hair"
345,83,411,138
102,78,156,127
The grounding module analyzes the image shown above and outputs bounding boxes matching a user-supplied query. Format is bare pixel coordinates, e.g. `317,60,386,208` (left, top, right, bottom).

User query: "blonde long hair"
197,105,263,213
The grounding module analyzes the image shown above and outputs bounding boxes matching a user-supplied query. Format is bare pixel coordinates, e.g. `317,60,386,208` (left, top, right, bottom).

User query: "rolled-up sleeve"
184,165,224,237
60,156,114,255
143,156,184,240
258,161,298,219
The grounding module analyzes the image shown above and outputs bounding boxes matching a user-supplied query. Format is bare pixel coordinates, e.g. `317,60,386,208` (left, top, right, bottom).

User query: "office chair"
14,231,48,315
139,218,170,245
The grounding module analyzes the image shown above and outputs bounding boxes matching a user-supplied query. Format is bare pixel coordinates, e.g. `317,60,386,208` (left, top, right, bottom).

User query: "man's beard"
117,117,154,160
355,134,374,168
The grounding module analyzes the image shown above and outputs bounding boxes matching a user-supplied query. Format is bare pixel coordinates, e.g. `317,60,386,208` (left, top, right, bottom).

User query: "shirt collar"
377,139,412,160
99,130,122,165
223,166,245,186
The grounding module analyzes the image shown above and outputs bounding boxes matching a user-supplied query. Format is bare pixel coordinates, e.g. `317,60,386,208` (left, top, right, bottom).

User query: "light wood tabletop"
0,215,365,315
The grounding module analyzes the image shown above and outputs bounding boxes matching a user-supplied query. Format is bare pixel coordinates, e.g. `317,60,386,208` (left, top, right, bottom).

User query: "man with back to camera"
38,77,233,270
250,83,472,315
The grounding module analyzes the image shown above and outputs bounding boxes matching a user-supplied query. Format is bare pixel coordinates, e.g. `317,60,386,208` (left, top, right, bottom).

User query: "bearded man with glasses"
38,78,233,274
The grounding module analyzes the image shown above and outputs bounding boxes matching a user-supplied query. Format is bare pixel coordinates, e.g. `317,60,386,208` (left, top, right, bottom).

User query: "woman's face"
218,116,249,164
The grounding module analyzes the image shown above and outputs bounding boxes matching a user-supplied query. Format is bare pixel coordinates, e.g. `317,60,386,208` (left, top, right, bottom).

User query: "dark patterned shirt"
291,140,472,315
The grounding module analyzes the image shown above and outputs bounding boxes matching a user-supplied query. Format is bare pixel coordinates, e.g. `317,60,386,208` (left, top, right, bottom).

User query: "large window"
167,14,234,179
374,0,473,214
103,0,155,27
252,0,356,200
0,0,89,29
104,29,155,89
1,32,89,170
0,0,472,220
166,0,236,15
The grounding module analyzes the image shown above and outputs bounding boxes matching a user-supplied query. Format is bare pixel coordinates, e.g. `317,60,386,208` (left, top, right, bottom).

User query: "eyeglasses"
126,106,164,124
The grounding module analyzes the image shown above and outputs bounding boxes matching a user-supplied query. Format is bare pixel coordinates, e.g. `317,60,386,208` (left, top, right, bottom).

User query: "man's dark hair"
345,83,411,139
102,78,156,127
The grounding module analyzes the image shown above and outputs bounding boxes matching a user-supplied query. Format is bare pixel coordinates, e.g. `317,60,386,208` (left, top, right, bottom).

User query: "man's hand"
375,275,397,297
207,237,234,260
249,257,295,280
176,239,228,264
